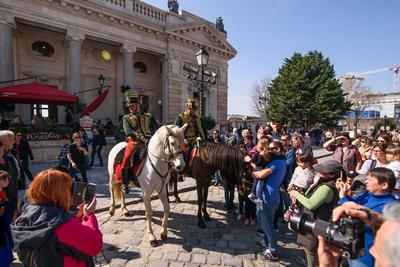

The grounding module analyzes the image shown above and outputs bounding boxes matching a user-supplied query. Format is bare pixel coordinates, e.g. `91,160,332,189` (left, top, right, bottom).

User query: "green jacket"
174,112,207,141
122,112,158,140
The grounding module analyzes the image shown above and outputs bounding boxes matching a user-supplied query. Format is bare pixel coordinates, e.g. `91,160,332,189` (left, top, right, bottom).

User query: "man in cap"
174,98,207,143
120,93,157,194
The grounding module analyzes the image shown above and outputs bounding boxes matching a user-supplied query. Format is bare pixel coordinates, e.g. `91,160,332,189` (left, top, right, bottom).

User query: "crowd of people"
211,125,400,266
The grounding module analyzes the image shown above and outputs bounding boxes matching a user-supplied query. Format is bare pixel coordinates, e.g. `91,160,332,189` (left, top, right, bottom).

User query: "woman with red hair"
11,168,102,267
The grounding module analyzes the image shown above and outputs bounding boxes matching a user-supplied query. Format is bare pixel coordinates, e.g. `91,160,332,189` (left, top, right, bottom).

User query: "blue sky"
144,0,400,115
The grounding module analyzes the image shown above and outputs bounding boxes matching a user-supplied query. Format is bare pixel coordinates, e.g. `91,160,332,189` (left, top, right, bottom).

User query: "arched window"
31,41,55,57
134,62,147,74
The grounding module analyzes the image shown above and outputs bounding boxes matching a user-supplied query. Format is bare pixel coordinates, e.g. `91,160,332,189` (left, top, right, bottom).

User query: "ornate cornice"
0,10,16,29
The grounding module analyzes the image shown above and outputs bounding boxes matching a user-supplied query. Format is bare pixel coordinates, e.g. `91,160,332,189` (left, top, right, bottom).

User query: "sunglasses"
281,138,289,141
16,135,21,137
361,140,366,143
377,140,385,143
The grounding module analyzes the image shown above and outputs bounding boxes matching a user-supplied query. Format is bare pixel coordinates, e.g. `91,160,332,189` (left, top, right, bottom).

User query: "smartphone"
71,182,96,206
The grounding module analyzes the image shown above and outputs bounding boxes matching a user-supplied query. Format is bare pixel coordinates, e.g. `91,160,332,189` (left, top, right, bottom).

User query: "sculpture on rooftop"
168,0,179,14
216,17,226,33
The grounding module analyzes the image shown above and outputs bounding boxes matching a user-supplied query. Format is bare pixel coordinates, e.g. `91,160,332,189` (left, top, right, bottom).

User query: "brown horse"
176,142,245,228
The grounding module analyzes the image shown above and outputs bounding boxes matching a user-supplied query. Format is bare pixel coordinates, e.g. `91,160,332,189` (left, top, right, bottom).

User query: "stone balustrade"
133,1,167,23
105,0,126,8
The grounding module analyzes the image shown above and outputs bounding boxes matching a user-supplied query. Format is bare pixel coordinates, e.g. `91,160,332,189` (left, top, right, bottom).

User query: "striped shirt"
58,144,69,159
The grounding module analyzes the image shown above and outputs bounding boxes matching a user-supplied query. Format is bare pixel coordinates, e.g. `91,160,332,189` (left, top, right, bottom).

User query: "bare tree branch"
346,82,375,132
250,77,271,117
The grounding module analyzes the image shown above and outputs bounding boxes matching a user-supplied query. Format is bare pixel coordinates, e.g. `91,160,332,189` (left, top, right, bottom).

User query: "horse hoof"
150,240,159,247
203,213,211,221
109,208,115,216
198,221,206,229
175,197,181,204
123,210,130,217
160,233,167,240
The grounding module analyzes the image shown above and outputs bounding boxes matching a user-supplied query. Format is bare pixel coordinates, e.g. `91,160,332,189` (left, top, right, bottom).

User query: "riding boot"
121,167,130,194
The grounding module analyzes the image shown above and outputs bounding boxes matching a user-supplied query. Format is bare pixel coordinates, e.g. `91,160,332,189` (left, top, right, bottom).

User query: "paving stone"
229,241,247,250
191,254,207,264
146,259,169,267
206,254,221,265
149,250,163,260
177,252,192,262
222,233,234,241
164,252,179,261
243,258,255,267
216,239,227,248
129,238,142,246
109,258,127,267
223,256,243,267
125,258,147,267
169,262,185,267
184,263,200,267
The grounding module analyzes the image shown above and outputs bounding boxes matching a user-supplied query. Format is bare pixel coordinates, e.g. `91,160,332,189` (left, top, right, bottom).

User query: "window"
134,62,147,74
31,41,55,57
32,104,49,118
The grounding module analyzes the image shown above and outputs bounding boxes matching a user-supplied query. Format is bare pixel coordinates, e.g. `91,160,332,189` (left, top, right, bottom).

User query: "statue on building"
216,17,226,33
168,0,179,14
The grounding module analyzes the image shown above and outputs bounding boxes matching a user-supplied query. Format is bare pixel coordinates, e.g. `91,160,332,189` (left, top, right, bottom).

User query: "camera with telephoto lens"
289,212,365,259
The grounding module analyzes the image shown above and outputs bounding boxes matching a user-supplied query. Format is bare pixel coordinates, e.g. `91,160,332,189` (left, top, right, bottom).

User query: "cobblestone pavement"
94,185,307,267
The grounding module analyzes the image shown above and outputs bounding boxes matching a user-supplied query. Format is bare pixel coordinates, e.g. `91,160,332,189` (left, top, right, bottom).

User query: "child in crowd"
0,171,10,246
57,135,69,169
386,146,400,197
248,138,283,208
285,151,316,220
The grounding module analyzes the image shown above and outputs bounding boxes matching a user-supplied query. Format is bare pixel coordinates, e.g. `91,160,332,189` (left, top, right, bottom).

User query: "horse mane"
199,142,244,178
153,124,185,148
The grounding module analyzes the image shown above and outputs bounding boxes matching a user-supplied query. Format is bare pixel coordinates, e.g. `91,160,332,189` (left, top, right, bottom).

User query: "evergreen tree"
267,51,350,129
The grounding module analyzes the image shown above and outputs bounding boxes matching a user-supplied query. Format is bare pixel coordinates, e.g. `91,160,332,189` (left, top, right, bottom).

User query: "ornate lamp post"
183,47,216,117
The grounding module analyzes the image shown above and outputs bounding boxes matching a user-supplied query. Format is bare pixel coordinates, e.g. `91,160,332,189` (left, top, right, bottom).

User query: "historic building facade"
0,0,236,125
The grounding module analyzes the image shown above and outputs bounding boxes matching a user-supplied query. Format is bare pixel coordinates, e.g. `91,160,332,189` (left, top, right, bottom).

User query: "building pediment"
166,22,236,59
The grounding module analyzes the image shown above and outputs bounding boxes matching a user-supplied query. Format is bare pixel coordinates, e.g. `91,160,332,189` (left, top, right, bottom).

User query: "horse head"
161,125,186,173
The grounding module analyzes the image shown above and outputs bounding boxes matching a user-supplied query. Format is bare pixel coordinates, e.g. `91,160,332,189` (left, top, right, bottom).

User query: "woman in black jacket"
14,132,34,181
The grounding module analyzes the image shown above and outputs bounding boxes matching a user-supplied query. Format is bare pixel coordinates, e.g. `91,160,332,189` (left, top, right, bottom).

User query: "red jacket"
11,205,103,267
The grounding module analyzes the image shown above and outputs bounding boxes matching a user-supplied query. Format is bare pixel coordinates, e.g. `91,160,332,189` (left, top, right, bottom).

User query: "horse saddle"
114,145,147,184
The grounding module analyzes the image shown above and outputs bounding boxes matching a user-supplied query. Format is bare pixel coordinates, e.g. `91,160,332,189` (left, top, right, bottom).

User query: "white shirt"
289,166,315,189
358,159,388,175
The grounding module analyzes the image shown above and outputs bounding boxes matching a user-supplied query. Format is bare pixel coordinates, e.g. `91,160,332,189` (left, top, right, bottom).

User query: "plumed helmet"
125,93,140,107
186,98,198,109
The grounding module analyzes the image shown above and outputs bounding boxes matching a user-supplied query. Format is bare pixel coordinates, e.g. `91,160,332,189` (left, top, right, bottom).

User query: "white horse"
108,124,187,246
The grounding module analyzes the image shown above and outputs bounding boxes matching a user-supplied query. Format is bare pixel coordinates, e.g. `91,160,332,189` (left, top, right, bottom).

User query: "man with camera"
318,201,400,267
337,167,398,267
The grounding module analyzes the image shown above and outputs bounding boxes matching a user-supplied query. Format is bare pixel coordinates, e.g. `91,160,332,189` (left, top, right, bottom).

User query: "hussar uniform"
121,93,157,194
174,99,207,143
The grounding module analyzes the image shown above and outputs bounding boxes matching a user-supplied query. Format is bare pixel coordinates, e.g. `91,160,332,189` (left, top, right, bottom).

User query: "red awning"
80,89,109,117
0,83,79,104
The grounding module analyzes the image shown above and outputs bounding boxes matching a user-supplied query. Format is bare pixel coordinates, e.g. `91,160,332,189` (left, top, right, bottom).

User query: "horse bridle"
147,133,183,183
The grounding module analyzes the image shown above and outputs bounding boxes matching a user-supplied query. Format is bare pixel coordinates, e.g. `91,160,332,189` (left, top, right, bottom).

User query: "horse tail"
114,182,122,200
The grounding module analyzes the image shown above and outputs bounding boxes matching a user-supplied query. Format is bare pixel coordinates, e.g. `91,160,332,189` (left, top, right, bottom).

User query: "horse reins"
146,134,183,194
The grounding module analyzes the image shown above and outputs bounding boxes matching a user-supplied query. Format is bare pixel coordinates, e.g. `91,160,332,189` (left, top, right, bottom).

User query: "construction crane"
337,65,400,94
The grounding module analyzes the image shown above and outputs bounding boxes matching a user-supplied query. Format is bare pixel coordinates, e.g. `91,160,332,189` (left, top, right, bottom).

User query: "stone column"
120,45,136,90
67,30,85,101
162,54,169,122
0,12,16,84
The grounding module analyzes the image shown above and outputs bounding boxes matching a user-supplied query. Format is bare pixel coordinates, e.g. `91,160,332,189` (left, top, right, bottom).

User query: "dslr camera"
289,213,365,259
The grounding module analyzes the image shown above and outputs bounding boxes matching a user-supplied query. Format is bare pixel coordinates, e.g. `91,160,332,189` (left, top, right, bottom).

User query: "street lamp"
183,47,216,117
258,92,268,121
98,74,105,95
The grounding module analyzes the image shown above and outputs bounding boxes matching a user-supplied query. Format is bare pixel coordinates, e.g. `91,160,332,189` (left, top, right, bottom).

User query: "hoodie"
11,205,102,267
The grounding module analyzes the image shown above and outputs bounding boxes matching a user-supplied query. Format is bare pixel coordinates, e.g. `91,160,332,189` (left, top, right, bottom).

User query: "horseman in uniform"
121,93,157,194
174,98,207,165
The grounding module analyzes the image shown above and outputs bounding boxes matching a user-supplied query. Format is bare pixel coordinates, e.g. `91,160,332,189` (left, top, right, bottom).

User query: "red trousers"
121,140,139,168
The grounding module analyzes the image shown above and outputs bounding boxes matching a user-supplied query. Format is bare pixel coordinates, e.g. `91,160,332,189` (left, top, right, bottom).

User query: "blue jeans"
258,201,279,253
213,170,222,184
348,259,369,267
